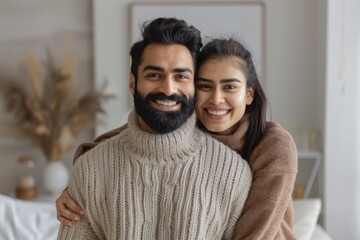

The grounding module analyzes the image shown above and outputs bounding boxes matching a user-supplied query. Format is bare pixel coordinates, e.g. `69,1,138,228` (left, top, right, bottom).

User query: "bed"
0,194,332,240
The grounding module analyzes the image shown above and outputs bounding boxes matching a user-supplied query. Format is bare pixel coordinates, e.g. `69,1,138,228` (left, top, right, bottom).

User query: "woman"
56,38,297,239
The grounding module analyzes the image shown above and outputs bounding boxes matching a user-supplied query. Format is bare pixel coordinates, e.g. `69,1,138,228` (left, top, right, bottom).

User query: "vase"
43,161,69,198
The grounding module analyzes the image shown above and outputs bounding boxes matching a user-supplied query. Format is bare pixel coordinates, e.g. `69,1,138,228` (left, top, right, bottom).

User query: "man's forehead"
140,43,194,72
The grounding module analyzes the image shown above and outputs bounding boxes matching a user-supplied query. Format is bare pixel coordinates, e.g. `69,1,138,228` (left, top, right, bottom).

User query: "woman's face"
195,57,254,135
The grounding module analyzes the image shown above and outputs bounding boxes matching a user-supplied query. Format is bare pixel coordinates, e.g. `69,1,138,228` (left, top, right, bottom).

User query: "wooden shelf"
297,150,322,198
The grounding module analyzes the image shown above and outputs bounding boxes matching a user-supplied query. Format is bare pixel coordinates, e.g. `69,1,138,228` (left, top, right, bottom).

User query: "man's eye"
176,74,189,80
146,73,161,78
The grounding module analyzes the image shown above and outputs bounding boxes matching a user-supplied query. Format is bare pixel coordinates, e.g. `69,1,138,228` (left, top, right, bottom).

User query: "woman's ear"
129,73,135,95
246,87,255,105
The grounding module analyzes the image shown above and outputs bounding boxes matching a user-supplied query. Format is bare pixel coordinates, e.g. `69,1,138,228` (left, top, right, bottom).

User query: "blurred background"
0,0,359,239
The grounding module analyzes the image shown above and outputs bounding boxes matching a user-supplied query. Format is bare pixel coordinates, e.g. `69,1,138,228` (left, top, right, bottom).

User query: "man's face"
129,43,195,133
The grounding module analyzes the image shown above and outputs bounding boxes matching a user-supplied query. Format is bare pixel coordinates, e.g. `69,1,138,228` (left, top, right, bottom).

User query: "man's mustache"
145,92,188,103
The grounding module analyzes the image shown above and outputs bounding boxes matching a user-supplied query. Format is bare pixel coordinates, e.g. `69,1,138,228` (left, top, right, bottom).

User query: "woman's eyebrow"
196,78,242,83
196,77,212,82
220,78,242,83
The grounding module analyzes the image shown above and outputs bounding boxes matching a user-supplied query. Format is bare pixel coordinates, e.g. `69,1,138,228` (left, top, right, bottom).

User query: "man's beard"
134,90,195,133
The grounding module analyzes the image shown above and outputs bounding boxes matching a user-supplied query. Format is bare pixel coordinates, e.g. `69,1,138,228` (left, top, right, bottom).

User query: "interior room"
0,0,359,239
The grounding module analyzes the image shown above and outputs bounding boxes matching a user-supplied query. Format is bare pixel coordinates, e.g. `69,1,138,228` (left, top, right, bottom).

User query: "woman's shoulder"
250,121,297,170
264,121,295,145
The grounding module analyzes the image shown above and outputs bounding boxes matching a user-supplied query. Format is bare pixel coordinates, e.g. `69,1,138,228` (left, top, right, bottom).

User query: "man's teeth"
155,100,177,106
207,109,228,116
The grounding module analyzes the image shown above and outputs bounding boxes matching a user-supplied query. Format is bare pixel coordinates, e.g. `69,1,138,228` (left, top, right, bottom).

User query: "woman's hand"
55,189,84,226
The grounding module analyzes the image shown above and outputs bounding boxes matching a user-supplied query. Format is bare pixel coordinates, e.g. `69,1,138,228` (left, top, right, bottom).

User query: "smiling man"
132,43,196,134
57,18,252,240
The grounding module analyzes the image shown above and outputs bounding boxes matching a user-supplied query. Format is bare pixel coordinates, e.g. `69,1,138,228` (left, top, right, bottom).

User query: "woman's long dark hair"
196,38,267,161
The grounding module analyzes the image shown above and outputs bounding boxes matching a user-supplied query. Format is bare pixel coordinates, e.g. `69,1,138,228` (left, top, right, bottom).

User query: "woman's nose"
209,89,225,105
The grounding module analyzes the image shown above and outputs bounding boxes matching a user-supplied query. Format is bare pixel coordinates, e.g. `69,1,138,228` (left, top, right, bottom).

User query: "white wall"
324,0,360,238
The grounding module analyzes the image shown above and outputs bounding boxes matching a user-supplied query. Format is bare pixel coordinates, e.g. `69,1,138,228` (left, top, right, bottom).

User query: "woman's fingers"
55,189,84,224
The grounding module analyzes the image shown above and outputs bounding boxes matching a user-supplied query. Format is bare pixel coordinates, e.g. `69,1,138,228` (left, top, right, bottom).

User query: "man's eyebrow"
143,65,164,72
172,68,193,74
142,65,193,74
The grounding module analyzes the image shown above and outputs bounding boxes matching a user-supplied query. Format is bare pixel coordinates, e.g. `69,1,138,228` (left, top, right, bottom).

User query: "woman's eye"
197,84,211,90
224,85,237,90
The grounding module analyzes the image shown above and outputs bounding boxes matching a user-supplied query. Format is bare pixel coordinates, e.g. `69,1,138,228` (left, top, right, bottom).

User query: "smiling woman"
196,57,254,135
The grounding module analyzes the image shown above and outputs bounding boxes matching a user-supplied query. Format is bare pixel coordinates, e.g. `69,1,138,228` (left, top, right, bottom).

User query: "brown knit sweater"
214,118,298,239
72,117,297,240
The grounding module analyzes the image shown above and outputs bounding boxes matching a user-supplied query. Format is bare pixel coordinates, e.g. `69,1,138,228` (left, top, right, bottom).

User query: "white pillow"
310,225,333,240
293,198,322,240
0,194,60,240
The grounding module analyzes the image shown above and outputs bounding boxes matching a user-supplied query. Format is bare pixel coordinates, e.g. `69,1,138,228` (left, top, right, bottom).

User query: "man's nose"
159,76,176,96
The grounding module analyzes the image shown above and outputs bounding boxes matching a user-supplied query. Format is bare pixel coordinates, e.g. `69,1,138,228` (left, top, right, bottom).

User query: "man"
57,17,252,240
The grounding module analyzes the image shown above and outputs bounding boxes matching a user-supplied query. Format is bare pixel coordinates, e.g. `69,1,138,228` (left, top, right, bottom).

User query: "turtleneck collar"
122,110,202,165
210,115,250,152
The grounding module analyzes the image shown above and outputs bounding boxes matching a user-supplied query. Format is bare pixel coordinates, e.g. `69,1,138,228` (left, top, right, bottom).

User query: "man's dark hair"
130,17,202,80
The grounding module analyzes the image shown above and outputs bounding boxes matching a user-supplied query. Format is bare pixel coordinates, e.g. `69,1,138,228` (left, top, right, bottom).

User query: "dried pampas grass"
0,43,114,162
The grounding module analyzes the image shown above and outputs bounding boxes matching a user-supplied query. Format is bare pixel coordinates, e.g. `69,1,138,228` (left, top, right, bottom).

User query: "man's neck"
137,115,156,133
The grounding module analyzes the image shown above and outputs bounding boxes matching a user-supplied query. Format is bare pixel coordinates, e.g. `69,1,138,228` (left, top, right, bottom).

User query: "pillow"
310,225,333,240
0,194,60,240
293,198,322,240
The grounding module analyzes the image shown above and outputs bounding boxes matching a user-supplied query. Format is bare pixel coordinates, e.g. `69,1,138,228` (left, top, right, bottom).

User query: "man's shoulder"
73,124,128,163
201,133,247,163
202,132,238,151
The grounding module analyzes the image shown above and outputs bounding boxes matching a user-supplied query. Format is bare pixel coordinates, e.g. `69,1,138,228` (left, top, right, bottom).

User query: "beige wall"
0,0,93,195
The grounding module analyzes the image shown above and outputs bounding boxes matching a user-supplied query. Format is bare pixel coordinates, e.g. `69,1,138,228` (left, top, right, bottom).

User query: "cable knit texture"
213,119,298,240
57,111,252,240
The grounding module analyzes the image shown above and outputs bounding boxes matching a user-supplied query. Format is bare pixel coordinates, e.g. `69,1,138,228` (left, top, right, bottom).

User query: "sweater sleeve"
222,161,253,240
72,124,127,164
57,158,100,239
57,218,98,239
232,124,298,240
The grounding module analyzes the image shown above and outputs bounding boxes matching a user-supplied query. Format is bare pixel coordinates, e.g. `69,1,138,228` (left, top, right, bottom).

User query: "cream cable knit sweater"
58,111,252,240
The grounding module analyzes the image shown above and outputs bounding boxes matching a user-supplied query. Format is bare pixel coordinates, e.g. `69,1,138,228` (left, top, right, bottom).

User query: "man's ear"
129,73,135,95
246,87,255,105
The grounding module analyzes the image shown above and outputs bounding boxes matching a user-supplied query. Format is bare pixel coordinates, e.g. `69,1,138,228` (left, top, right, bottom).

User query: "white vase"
43,161,69,198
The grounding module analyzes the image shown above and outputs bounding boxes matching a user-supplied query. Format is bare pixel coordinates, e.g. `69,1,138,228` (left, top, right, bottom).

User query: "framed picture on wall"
92,2,266,135
130,2,266,84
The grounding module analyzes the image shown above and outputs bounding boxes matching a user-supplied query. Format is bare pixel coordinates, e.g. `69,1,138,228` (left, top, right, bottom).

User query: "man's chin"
134,91,195,133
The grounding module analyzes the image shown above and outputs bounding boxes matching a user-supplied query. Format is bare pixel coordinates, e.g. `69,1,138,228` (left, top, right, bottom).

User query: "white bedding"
0,194,59,240
311,225,333,240
0,194,332,240
293,198,333,240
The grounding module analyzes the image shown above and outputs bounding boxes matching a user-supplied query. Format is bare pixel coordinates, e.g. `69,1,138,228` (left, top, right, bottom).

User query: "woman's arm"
232,123,298,240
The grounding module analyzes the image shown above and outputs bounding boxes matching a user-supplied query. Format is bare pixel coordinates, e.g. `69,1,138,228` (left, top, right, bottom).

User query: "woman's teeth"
207,109,228,116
